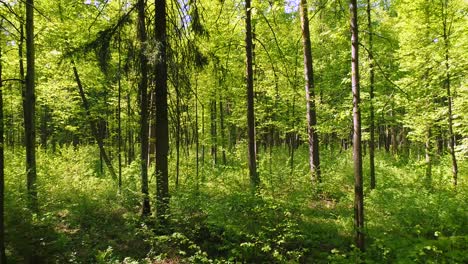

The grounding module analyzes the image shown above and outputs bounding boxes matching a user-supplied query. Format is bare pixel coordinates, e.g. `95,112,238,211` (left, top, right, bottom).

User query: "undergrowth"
3,145,467,263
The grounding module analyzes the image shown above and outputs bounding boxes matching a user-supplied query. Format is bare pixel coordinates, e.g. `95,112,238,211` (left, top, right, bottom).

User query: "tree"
0,30,6,264
350,0,364,251
138,0,151,216
367,0,376,190
299,0,321,183
245,0,259,190
25,0,37,211
154,0,170,220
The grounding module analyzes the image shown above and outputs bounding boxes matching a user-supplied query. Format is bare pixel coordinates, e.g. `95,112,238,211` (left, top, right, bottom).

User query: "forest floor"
4,145,468,263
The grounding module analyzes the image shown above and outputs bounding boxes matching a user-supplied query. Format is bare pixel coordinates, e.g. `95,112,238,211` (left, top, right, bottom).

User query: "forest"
0,0,467,263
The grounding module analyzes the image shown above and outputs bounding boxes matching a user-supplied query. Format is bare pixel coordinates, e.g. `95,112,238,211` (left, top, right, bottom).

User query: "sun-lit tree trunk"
245,0,259,190
441,0,458,186
0,35,7,264
350,0,365,251
367,0,376,189
300,0,321,183
137,0,151,216
154,0,170,220
425,129,432,186
25,0,37,211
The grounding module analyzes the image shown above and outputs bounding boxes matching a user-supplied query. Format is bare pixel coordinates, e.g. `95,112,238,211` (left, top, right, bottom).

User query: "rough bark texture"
367,0,376,189
155,0,170,219
300,0,321,183
245,0,259,190
350,0,365,251
25,0,37,210
137,0,151,216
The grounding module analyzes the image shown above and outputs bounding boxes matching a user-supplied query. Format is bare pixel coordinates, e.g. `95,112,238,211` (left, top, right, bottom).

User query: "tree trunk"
300,0,321,183
72,62,117,180
137,0,151,216
154,0,170,220
350,0,364,251
219,97,227,165
367,0,376,189
245,0,259,190
210,99,217,165
25,0,37,211
442,0,458,186
425,129,432,187
0,36,7,264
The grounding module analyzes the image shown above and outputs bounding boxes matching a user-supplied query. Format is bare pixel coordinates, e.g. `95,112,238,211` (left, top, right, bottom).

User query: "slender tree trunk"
210,99,217,165
219,97,227,165
175,81,181,187
195,76,200,190
25,0,37,211
0,37,7,264
154,0,170,220
442,0,458,186
350,0,364,251
127,93,134,165
72,63,117,180
367,0,376,189
117,11,123,192
425,129,432,187
137,0,151,216
245,0,259,190
300,0,321,183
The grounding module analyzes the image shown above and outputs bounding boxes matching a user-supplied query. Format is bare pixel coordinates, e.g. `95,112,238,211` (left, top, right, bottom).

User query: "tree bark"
154,0,170,220
137,0,151,216
300,0,321,183
25,0,37,211
350,0,365,251
367,0,376,189
245,0,259,190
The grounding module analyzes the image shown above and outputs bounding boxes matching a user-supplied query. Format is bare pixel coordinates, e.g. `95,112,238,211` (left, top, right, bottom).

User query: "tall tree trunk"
350,0,365,251
72,62,117,180
425,129,432,187
442,0,458,186
117,13,123,192
25,0,37,211
137,0,151,216
367,0,376,189
154,0,170,220
0,36,7,264
210,99,217,165
245,0,259,190
219,97,227,165
300,0,321,183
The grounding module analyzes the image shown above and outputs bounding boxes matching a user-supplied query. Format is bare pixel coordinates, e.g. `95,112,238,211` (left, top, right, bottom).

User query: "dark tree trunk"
137,0,151,216
117,19,123,192
350,0,365,251
0,37,7,264
25,0,37,211
219,98,227,165
127,93,134,165
72,62,117,180
442,0,458,186
154,0,170,220
210,99,217,165
300,0,321,183
367,0,376,189
245,0,259,190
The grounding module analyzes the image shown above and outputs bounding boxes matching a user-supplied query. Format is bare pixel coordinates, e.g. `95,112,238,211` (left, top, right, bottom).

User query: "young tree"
367,0,376,189
245,0,260,190
0,32,6,264
154,0,170,220
25,0,37,211
350,0,364,251
299,0,321,183
138,0,151,216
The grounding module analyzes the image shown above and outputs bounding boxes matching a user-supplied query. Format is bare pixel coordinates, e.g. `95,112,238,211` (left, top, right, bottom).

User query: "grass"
3,144,468,263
